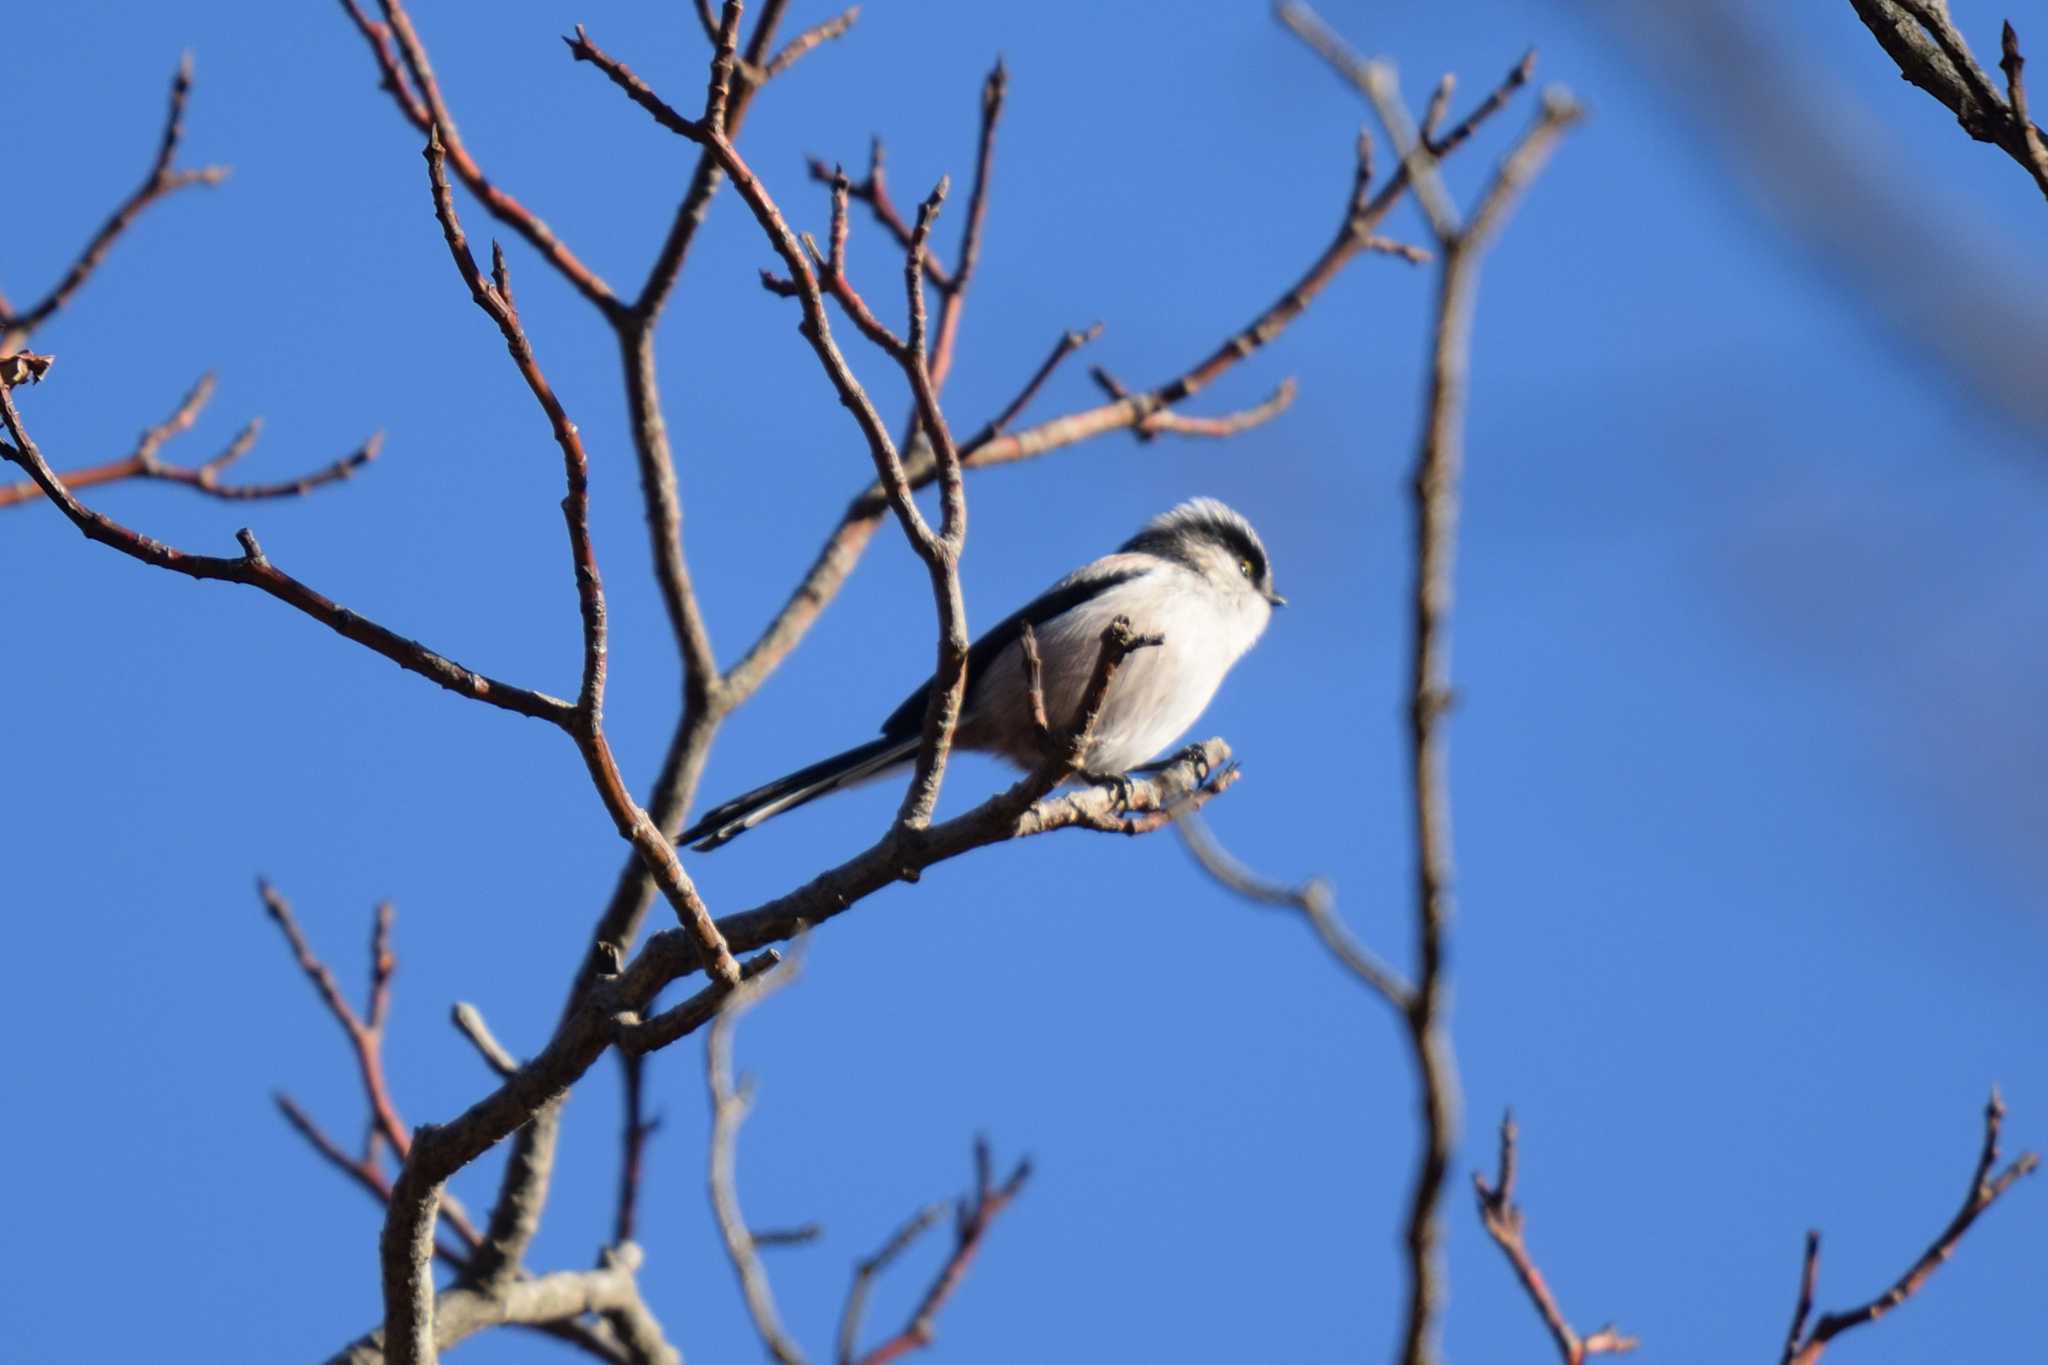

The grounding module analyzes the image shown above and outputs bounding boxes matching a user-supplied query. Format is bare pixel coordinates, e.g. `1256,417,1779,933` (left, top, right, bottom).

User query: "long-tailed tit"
679,497,1283,850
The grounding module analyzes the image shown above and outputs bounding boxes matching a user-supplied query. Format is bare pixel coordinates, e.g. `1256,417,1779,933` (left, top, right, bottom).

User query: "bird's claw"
1089,770,1140,811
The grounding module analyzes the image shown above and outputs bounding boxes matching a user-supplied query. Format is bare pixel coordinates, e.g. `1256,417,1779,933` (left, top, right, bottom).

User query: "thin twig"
259,886,484,1252
260,882,412,1159
1782,1089,2038,1365
613,1049,658,1245
1848,0,2048,200
347,0,620,311
420,123,740,998
848,1139,1031,1365
0,374,379,510
1474,1113,1637,1363
0,55,229,352
2000,21,2048,198
837,1203,947,1365
1274,12,1578,1364
274,1094,478,1267
0,382,572,728
1175,811,1409,1009
451,1003,519,1079
706,959,810,1365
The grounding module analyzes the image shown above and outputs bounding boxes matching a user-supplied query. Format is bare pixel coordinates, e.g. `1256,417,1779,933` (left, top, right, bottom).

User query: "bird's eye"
1238,558,1254,578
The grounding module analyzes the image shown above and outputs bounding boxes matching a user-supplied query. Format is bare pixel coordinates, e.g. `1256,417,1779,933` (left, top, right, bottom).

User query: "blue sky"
4,2,2045,1361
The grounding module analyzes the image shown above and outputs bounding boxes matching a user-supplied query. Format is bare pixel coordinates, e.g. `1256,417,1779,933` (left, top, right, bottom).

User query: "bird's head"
1121,496,1285,610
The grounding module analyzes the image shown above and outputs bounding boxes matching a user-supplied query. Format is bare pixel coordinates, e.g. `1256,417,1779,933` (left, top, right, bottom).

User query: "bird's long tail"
677,735,919,851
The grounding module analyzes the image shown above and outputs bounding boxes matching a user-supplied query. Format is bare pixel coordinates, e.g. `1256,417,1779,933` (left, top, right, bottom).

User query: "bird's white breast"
972,563,1268,774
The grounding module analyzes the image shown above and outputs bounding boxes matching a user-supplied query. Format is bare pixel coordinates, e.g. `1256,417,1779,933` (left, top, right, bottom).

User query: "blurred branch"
1781,1089,2037,1365
1584,0,2048,441
0,374,379,510
327,1244,676,1365
843,1139,1031,1365
1276,9,1579,1364
450,1003,519,1079
836,1203,946,1365
1474,1114,1638,1363
1848,1,2048,200
1175,811,1409,1008
706,959,810,1365
0,55,228,355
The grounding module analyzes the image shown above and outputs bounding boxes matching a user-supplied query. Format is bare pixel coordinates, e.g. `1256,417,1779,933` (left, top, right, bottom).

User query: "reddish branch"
0,383,573,727
0,373,379,510
1473,1114,1636,1363
9,10,1297,1364
570,15,979,840
363,625,1217,1363
417,126,741,996
341,0,620,312
337,0,858,1300
261,886,484,1253
612,1050,658,1246
840,1139,1031,1365
0,55,228,354
1781,1090,2038,1365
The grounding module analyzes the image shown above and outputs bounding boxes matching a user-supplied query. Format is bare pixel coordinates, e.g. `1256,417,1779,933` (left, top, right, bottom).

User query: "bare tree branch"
341,0,621,312
0,373,378,510
416,124,742,998
259,886,486,1258
0,382,574,727
1274,11,1579,1364
328,1243,677,1365
706,959,810,1365
1782,1089,2038,1365
450,1003,519,1079
844,1139,1031,1365
836,1203,946,1365
1175,811,1409,1008
1474,1114,1637,1363
0,55,228,354
1848,0,2048,200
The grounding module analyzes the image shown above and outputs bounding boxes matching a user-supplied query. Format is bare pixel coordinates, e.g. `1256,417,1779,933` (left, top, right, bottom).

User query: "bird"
678,497,1284,851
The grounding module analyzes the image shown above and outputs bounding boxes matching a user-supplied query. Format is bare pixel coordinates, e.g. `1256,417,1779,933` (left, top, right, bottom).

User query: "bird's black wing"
878,560,1150,741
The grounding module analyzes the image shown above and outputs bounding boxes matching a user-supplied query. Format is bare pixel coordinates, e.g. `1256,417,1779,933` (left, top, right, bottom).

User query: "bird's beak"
1265,590,1288,607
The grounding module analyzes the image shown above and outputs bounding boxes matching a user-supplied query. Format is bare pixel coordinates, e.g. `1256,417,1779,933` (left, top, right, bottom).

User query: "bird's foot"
1086,770,1141,812
1129,743,1212,783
